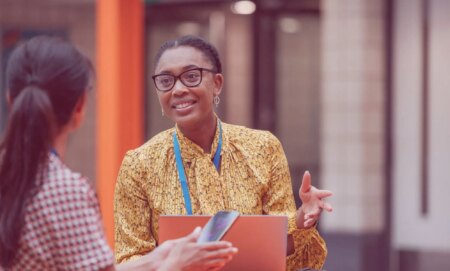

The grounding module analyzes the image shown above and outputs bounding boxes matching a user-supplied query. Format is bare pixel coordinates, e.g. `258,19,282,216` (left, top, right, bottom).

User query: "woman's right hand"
158,227,238,271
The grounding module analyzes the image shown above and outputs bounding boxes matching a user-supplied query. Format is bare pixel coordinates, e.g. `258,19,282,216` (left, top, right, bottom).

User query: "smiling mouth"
172,101,196,109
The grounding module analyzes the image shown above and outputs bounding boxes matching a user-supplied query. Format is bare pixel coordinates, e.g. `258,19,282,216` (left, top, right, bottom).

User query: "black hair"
0,36,92,267
154,35,222,73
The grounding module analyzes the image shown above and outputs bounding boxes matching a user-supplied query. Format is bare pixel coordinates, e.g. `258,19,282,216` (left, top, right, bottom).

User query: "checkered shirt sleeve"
8,154,114,270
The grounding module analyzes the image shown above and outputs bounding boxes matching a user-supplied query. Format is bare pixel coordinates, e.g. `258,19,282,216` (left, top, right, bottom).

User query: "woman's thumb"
186,226,202,241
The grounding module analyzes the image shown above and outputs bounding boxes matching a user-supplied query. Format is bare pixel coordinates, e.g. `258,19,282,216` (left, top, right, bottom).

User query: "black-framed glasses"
152,67,217,92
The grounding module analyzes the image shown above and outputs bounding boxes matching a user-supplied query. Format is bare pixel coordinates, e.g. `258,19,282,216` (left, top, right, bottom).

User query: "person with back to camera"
0,36,237,271
114,35,333,270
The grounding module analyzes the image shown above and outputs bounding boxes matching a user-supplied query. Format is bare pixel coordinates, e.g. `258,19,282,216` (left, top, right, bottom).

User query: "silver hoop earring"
161,109,165,116
214,96,220,107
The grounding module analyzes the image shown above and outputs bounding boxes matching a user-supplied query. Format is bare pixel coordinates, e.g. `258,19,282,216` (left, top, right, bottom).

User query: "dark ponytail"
0,36,92,267
0,85,55,265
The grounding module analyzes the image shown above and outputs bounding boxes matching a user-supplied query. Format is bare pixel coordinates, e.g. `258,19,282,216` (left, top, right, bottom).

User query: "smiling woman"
153,45,223,151
114,35,333,271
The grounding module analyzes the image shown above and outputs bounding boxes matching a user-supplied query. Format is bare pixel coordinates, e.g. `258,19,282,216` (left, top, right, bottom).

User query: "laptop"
159,215,288,271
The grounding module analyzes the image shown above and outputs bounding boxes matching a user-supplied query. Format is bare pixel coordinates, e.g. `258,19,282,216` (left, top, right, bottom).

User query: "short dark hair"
155,35,222,73
0,36,92,267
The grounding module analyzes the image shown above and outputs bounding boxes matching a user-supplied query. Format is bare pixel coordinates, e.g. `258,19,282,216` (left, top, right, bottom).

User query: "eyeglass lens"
154,69,202,91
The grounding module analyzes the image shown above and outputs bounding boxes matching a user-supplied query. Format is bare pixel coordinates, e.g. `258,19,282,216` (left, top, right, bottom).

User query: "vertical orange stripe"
119,1,144,156
96,0,143,248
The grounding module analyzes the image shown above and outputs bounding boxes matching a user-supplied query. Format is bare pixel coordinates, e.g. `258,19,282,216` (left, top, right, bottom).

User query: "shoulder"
222,122,282,150
27,155,100,227
117,128,174,182
38,155,95,203
125,128,174,161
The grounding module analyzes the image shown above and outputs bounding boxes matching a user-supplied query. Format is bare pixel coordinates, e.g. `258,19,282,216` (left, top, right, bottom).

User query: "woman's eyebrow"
157,64,201,75
182,64,200,70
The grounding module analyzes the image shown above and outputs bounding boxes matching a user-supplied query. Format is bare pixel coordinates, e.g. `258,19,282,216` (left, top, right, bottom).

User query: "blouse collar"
174,116,221,162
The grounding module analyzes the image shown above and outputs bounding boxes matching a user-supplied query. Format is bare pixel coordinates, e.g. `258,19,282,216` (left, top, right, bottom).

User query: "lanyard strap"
50,148,59,157
173,121,222,215
212,121,222,170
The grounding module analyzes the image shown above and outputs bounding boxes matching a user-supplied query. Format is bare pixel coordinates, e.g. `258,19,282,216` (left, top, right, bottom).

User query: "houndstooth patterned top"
4,153,114,271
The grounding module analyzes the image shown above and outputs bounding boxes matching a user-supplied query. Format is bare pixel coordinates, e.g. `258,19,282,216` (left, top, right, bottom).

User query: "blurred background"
0,0,449,270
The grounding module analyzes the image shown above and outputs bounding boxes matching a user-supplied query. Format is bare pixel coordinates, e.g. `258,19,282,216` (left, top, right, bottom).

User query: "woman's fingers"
321,201,333,212
205,246,238,259
202,241,233,251
203,248,237,269
299,171,312,194
297,172,334,228
172,226,202,245
303,218,316,228
304,209,321,220
186,226,202,241
316,189,333,199
186,245,236,271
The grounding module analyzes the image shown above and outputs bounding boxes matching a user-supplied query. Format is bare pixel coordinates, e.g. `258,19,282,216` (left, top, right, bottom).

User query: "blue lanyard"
51,148,59,157
173,121,222,215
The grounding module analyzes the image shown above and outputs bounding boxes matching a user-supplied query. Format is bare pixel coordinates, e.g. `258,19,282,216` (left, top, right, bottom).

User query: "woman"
0,36,236,271
114,35,333,270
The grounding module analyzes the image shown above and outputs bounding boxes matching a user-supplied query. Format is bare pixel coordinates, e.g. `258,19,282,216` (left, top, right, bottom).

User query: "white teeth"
174,102,192,109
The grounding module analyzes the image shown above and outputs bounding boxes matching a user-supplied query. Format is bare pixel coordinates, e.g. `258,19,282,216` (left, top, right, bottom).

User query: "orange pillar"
96,0,144,247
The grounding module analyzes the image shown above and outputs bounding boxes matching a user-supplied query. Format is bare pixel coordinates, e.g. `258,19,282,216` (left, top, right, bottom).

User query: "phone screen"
197,210,240,243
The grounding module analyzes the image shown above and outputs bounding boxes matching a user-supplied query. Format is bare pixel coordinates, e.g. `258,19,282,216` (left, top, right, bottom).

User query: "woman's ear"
213,73,224,97
69,92,88,131
6,92,11,108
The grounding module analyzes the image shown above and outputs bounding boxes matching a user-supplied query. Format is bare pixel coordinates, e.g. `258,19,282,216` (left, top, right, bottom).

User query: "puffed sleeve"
114,151,156,263
263,133,327,270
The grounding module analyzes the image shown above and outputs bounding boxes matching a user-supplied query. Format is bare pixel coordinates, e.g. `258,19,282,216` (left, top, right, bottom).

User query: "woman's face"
154,46,223,129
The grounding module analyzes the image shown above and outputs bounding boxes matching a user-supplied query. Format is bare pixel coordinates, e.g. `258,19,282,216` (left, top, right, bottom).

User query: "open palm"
296,171,333,228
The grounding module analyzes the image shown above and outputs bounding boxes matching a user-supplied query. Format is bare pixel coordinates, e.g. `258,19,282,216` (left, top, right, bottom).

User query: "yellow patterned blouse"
114,121,327,270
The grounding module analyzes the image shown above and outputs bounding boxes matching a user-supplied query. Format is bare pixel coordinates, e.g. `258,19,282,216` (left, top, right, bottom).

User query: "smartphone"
197,210,240,243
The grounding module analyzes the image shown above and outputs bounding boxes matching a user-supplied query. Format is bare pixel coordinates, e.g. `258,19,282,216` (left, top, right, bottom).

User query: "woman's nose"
171,79,189,95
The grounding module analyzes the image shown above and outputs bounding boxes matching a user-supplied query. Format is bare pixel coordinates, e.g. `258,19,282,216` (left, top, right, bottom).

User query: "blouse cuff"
287,216,327,270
